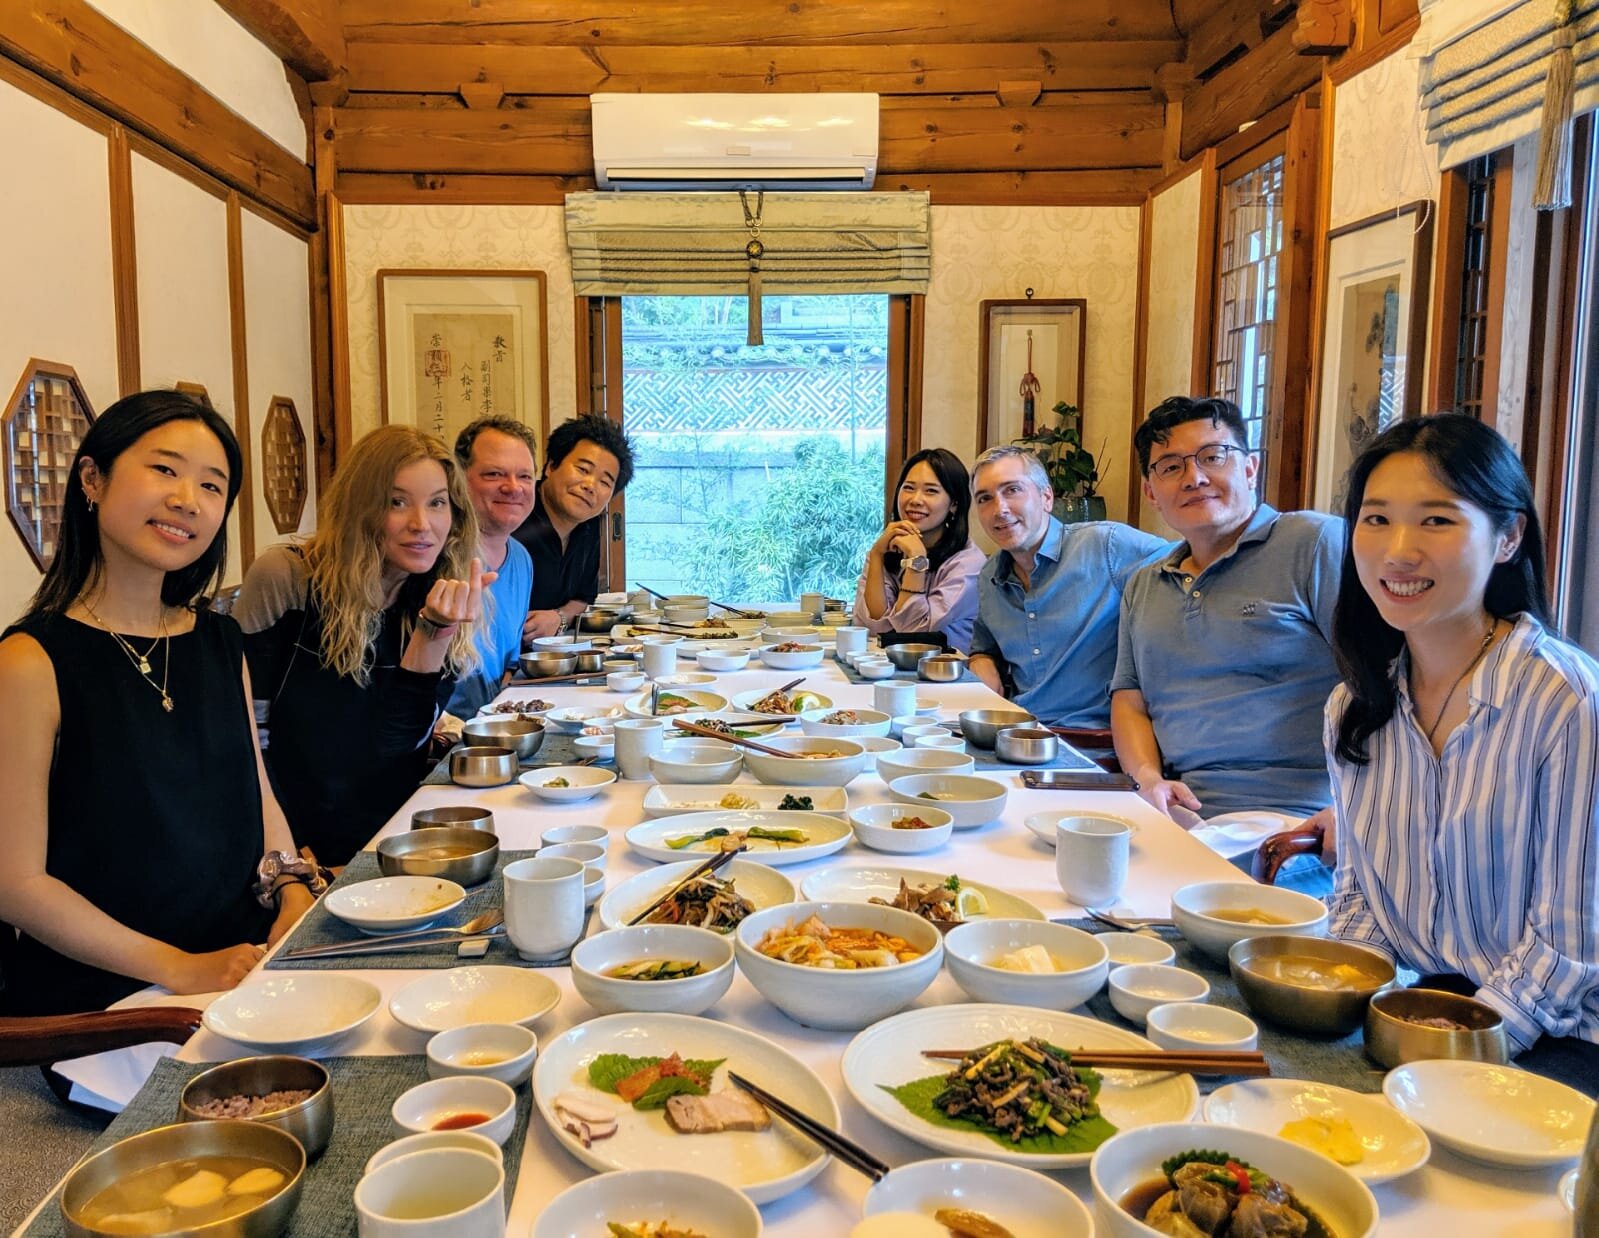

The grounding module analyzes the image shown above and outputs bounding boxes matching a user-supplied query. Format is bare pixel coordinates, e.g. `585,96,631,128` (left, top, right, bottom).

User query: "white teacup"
364,1130,501,1178
641,642,677,679
834,626,868,656
613,717,668,780
355,1147,506,1238
874,681,918,718
502,857,585,961
1056,815,1132,906
800,591,825,618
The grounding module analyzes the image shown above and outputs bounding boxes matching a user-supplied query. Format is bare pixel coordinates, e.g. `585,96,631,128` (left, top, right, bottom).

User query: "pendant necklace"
1421,618,1499,743
80,597,174,712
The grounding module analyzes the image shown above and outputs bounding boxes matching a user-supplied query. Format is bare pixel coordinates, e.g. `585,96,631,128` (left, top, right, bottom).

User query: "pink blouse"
851,541,987,653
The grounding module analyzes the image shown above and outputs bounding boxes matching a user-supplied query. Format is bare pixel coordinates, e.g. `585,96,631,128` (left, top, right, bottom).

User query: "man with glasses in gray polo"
1111,396,1341,881
967,446,1167,728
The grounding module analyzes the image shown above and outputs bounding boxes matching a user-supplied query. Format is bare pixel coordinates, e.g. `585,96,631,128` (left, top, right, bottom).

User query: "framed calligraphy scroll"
976,299,1087,451
378,269,550,447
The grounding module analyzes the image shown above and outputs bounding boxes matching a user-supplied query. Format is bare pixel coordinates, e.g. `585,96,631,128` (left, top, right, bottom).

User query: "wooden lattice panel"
261,396,307,534
4,361,95,571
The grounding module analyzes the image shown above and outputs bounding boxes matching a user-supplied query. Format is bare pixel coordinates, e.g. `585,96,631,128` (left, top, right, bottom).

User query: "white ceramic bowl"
545,704,624,733
742,735,868,787
518,765,617,803
1090,1121,1380,1238
798,706,892,738
874,746,975,784
1098,932,1178,967
202,974,381,1054
1108,964,1211,1026
572,733,615,761
607,670,645,693
534,1169,762,1238
1146,1002,1259,1051
734,900,944,1030
856,659,897,680
848,803,954,854
886,773,1008,828
864,1157,1093,1238
364,1129,501,1177
944,919,1110,1010
757,643,826,669
390,965,561,1033
324,876,466,935
648,740,743,785
570,924,736,1016
695,648,751,672
539,841,606,871
1170,881,1329,961
426,1023,538,1087
853,735,902,771
1382,1060,1595,1168
540,824,608,848
900,722,948,746
913,733,966,753
391,1076,517,1146
664,605,710,625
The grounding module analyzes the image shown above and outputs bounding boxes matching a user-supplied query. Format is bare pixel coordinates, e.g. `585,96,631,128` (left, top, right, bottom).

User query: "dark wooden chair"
0,1006,203,1069
1253,823,1325,885
1050,726,1122,773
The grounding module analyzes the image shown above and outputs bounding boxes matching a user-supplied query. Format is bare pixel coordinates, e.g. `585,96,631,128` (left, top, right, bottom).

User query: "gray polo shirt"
1110,504,1343,817
971,517,1169,728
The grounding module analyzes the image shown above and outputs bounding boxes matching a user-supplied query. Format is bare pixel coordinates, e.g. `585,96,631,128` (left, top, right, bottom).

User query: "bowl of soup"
378,827,500,886
1170,881,1329,961
60,1119,304,1237
1229,935,1396,1035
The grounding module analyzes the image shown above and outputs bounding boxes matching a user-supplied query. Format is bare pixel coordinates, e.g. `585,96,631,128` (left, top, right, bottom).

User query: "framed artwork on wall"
1311,202,1433,513
976,298,1087,451
378,269,550,447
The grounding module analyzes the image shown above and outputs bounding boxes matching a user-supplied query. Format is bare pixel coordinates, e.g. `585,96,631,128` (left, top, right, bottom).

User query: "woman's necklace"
80,597,174,713
1420,618,1500,744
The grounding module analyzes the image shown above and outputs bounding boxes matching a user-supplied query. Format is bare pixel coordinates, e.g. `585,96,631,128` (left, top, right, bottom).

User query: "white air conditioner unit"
590,92,879,191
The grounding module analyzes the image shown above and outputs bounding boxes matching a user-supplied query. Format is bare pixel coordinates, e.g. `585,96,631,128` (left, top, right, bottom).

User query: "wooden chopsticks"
673,718,802,758
728,1070,889,1182
507,672,605,686
921,1048,1270,1077
624,844,746,927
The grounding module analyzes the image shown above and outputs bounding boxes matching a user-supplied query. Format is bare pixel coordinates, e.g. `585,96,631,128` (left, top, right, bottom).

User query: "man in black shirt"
513,413,636,641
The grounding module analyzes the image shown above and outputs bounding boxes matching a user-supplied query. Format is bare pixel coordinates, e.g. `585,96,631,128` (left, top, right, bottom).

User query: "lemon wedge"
955,885,989,919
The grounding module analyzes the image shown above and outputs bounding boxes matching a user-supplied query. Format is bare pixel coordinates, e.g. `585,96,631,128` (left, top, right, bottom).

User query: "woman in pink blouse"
853,448,987,652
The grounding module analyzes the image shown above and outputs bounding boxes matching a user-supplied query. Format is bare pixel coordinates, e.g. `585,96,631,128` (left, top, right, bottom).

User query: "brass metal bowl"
917,653,967,683
884,642,940,671
957,707,1038,749
1365,987,1509,1069
178,1055,333,1159
994,725,1059,765
60,1119,305,1237
576,607,627,632
461,715,545,759
378,827,500,886
573,649,607,673
411,804,495,833
449,746,518,787
520,651,578,678
1229,935,1396,1036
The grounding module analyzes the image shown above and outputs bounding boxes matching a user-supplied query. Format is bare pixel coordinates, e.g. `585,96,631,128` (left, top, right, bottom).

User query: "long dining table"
35,654,1579,1235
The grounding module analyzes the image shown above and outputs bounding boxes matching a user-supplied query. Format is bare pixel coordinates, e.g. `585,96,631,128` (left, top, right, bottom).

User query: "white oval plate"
533,1011,837,1204
1024,810,1140,848
1383,1060,1594,1168
323,876,466,935
842,1003,1199,1167
1205,1078,1431,1184
624,688,729,718
545,704,626,732
389,965,561,1034
626,810,852,867
598,858,795,932
729,688,834,719
642,784,849,819
799,864,1044,922
203,974,381,1054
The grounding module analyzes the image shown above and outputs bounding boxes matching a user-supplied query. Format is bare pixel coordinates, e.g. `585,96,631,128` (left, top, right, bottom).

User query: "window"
1428,148,1514,418
1213,152,1285,493
1454,155,1498,416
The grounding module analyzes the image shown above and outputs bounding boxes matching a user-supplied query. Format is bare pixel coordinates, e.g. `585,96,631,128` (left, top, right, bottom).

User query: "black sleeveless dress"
0,610,272,1016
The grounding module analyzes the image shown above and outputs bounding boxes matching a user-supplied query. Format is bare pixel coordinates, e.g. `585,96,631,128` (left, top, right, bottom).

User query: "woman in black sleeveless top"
0,391,313,1017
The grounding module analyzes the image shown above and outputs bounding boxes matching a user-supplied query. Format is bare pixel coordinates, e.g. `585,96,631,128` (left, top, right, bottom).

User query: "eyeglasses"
1149,443,1249,481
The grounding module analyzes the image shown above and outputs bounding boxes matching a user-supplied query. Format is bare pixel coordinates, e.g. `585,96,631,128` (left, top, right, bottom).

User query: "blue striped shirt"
1326,614,1599,1052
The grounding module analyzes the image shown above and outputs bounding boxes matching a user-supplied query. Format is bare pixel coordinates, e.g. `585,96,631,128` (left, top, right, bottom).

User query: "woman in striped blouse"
1326,414,1598,1063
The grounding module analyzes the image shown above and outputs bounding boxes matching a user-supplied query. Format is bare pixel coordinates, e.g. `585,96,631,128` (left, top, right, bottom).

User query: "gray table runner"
23,1054,532,1238
833,651,976,685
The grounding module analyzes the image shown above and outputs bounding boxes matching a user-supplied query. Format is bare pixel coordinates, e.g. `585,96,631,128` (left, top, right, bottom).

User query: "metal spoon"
282,909,505,960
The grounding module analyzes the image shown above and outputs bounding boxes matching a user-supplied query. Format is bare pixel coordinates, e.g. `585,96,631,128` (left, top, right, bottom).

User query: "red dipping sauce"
432,1111,490,1130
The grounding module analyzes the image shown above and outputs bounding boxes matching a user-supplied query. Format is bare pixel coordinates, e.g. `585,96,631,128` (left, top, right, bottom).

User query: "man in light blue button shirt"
967,447,1168,728
1111,396,1342,845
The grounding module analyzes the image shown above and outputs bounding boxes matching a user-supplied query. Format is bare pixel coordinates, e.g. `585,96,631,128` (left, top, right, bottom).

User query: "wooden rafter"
213,0,346,82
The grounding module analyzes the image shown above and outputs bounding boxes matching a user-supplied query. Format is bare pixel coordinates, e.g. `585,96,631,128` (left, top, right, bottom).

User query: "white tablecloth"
47,660,1578,1235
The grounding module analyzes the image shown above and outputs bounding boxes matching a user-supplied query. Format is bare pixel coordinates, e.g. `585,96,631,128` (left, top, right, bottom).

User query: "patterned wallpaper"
343,202,1143,522
1329,52,1441,230
924,206,1142,523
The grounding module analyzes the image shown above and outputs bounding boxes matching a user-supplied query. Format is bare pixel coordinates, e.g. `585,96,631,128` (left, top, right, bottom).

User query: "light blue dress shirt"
970,517,1168,728
446,538,533,718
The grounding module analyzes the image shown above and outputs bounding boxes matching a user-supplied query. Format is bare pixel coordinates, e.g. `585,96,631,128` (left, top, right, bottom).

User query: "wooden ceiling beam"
214,0,346,82
339,89,1160,112
1180,20,1325,159
332,100,1166,176
0,0,314,227
342,40,1180,96
338,0,1182,46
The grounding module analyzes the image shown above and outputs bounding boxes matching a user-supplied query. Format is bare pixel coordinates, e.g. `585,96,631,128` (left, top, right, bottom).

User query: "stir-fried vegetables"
930,1038,1101,1143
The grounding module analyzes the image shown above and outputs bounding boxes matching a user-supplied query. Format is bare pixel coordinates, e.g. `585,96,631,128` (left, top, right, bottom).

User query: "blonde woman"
237,426,489,866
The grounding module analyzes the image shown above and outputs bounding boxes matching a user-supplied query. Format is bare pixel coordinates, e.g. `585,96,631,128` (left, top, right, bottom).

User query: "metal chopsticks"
728,1070,890,1182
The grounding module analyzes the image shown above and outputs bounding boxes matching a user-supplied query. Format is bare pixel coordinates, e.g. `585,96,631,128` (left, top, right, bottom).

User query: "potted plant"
1013,401,1108,523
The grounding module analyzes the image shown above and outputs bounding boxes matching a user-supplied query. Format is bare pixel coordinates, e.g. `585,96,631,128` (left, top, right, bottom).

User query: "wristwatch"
253,850,329,907
902,555,930,573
